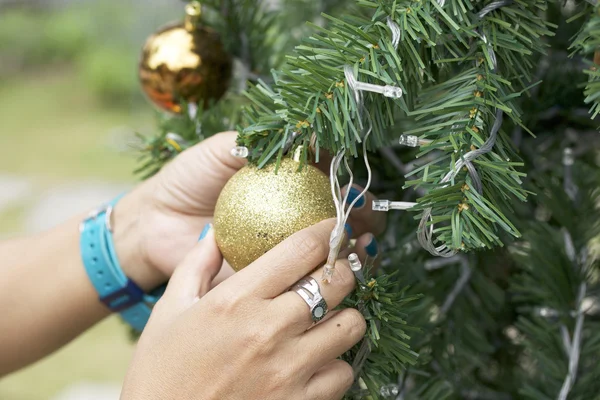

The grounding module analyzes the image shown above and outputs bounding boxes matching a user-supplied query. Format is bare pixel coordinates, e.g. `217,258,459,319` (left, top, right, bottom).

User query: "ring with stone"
293,277,328,323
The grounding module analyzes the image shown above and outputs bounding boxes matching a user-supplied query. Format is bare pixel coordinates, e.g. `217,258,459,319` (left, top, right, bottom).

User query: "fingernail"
346,187,365,209
344,223,353,238
365,235,378,257
198,224,212,241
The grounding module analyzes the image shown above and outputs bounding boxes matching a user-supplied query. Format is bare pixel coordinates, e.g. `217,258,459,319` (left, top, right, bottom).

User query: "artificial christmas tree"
136,1,600,399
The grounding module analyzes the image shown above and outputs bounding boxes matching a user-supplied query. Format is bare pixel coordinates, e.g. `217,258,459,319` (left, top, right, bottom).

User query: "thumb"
162,131,247,213
162,224,222,310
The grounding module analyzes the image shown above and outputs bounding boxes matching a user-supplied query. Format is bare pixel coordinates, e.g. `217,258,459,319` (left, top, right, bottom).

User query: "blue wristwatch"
80,197,164,332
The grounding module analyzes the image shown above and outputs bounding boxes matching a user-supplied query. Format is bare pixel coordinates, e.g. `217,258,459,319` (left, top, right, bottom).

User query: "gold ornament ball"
214,158,336,272
138,11,232,113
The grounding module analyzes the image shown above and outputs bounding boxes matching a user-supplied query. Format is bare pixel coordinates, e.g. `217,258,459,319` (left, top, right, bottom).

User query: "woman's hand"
112,131,386,291
111,132,245,289
122,219,366,400
0,131,384,376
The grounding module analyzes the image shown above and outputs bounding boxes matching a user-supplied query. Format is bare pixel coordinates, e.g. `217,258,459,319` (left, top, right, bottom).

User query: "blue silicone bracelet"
80,197,163,332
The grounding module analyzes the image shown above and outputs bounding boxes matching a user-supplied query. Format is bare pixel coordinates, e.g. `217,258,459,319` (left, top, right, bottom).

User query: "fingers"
161,131,246,212
199,131,247,172
160,224,223,314
309,309,342,328
304,359,355,400
275,256,356,330
339,234,376,263
182,131,246,173
343,185,387,237
354,233,379,264
299,308,366,372
211,261,235,288
231,219,337,298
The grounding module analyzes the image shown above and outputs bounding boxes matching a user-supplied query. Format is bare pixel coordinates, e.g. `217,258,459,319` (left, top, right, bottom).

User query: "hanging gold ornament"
138,1,232,113
214,157,336,271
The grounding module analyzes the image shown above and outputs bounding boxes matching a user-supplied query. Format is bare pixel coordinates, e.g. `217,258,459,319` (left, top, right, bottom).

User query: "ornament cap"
185,1,202,31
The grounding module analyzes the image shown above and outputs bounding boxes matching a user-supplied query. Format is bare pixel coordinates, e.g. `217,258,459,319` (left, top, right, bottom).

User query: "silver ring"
293,277,328,322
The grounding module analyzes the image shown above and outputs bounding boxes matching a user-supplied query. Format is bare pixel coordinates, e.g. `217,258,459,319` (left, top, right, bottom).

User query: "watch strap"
80,197,160,332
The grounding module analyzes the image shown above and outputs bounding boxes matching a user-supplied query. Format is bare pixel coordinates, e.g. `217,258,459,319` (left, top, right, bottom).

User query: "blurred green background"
0,1,181,398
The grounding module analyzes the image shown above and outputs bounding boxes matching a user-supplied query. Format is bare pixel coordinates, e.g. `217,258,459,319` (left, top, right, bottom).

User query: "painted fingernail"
344,223,353,238
346,187,365,209
198,224,212,241
365,235,378,257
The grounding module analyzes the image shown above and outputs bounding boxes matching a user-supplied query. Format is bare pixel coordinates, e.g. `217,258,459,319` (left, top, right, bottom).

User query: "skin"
123,220,367,400
0,132,386,399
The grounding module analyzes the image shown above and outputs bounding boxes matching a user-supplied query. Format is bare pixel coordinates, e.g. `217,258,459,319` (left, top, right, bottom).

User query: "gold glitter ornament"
214,158,336,271
138,1,232,113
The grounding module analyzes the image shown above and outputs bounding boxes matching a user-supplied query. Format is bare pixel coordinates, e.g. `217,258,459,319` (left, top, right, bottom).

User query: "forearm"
0,187,165,376
0,213,107,375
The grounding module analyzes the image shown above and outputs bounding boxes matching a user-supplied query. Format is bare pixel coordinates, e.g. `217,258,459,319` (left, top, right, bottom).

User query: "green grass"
0,70,152,182
0,70,153,398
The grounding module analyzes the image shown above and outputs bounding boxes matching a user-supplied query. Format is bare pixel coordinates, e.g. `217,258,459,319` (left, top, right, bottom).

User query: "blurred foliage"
0,7,92,69
77,46,139,105
0,7,93,66
0,1,175,107
0,0,361,110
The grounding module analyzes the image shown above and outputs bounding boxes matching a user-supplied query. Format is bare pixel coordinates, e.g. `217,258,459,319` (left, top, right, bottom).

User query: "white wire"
343,127,373,221
329,150,345,229
323,67,375,280
386,17,401,50
343,156,354,215
557,178,586,400
558,283,586,400
417,28,504,257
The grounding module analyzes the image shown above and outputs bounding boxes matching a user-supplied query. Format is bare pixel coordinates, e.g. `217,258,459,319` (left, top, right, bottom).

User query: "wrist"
112,183,167,292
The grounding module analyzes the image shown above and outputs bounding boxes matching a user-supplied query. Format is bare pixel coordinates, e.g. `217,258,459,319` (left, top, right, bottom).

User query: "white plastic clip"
353,81,403,99
372,200,417,212
399,134,432,148
348,253,366,286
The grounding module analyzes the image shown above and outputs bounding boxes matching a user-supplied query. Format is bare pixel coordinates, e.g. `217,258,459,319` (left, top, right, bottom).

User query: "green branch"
240,0,556,253
570,1,600,118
